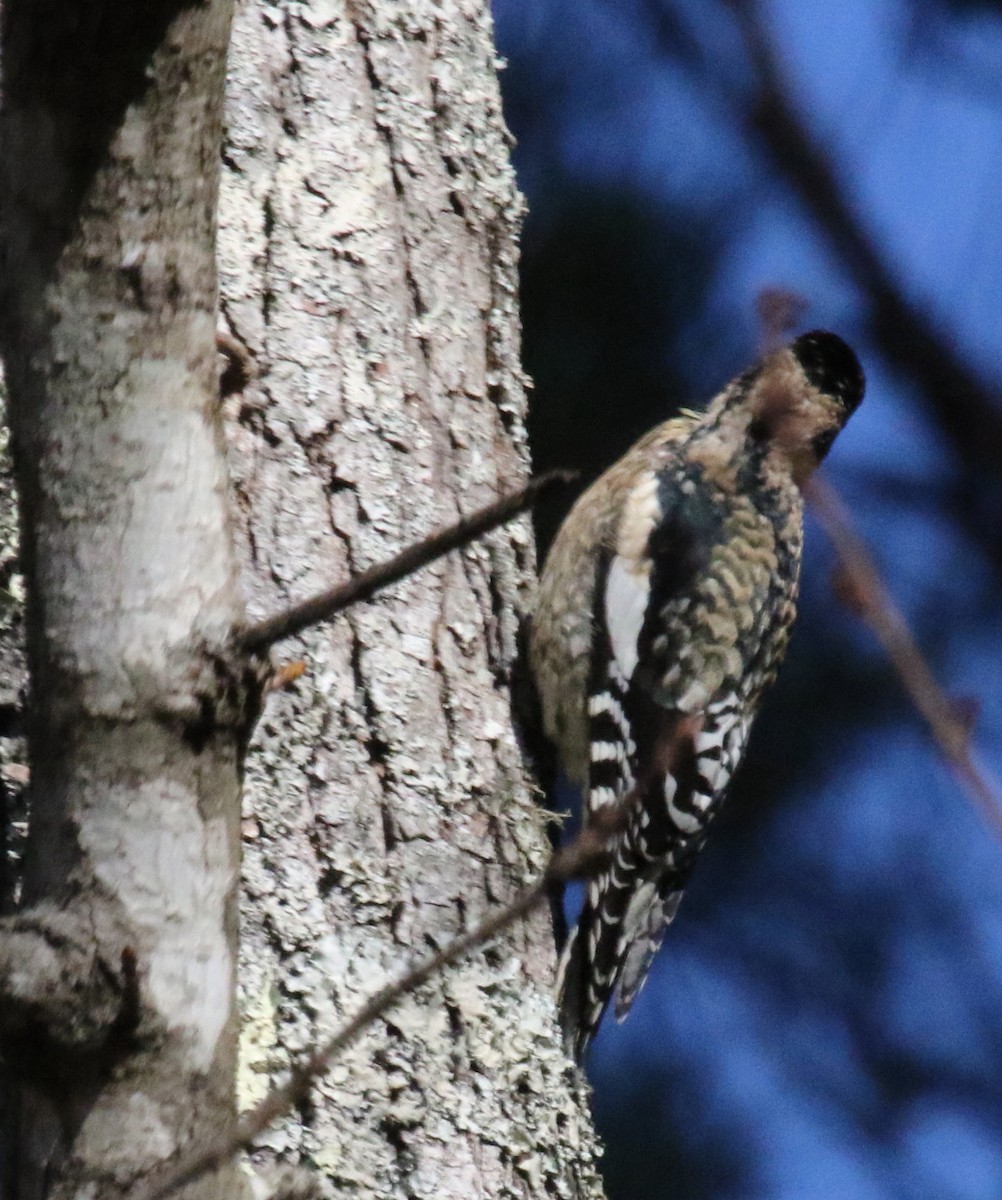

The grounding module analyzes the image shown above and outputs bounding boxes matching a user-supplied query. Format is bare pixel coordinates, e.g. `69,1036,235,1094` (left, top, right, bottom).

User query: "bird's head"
743,330,865,485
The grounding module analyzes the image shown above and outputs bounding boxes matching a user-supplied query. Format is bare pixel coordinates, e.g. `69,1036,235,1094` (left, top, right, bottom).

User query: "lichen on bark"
0,0,605,1195
223,1,603,1196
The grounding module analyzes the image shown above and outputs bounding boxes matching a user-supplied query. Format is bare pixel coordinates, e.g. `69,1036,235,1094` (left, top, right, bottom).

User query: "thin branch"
756,287,808,354
216,328,257,398
141,827,610,1200
144,885,546,1199
143,729,703,1199
807,474,1002,832
655,1,1002,496
729,0,1002,482
239,469,577,651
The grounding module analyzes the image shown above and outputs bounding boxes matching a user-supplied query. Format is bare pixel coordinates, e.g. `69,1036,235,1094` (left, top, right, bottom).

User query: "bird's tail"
556,879,682,1061
555,904,603,1062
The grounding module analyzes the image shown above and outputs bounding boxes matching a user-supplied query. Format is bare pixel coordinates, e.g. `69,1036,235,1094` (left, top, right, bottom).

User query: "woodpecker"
529,331,864,1060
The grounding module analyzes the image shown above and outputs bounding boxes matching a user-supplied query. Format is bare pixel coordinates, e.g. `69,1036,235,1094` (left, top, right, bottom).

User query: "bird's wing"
558,465,728,1056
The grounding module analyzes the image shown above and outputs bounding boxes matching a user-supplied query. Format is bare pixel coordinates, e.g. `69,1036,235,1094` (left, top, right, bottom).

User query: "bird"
528,330,865,1060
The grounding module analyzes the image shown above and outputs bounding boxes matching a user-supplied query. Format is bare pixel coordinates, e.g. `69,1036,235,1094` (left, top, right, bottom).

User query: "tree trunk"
0,2,247,1197
0,0,605,1196
221,1,602,1196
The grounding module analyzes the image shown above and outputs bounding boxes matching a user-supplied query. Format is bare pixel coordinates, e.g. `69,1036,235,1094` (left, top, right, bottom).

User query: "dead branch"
144,885,547,1199
141,821,610,1200
216,328,257,398
239,469,577,651
756,287,808,353
730,0,1002,480
142,716,706,1199
807,474,1002,832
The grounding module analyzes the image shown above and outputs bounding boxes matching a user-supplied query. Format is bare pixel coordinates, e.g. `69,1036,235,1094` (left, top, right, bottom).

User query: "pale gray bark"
0,2,246,1198
222,2,603,1197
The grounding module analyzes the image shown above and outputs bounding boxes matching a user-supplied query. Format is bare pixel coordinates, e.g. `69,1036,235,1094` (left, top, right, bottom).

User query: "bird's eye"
748,417,770,443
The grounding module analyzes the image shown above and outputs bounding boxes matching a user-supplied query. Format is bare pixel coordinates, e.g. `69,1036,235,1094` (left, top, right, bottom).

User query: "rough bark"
0,3,246,1198
0,383,27,920
0,0,605,1196
221,1,603,1197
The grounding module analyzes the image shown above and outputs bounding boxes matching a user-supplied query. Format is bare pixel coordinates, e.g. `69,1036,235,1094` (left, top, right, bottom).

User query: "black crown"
791,330,865,413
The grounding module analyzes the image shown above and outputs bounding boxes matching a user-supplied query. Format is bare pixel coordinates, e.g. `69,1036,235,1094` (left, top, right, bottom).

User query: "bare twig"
239,469,577,651
756,287,808,354
144,886,548,1199
807,475,1002,832
142,827,609,1200
216,328,257,397
145,723,704,1200
729,0,1002,482
657,1,1002,494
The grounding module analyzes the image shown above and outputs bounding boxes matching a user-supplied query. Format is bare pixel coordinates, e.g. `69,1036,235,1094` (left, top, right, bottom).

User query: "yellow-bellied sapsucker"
529,331,865,1060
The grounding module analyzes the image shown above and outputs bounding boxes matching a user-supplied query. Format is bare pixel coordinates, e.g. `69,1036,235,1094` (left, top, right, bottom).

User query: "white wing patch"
603,472,663,683
604,553,650,681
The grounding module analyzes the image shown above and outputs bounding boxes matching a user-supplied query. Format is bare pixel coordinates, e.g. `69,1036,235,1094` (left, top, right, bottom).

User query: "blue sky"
493,1,1002,1196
